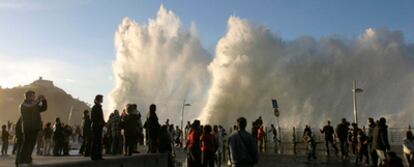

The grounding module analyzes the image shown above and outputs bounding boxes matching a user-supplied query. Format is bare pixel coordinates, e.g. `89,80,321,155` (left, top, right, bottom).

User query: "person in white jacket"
403,130,414,167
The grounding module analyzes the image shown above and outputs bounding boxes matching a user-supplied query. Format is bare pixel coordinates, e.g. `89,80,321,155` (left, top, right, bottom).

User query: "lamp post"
181,100,191,146
352,80,363,125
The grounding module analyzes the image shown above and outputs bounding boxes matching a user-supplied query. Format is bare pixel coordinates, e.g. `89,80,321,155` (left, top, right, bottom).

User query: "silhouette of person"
90,94,105,160
1,124,10,155
53,117,64,156
144,104,160,153
373,117,390,166
320,120,338,156
79,110,91,156
336,118,350,160
17,90,47,165
122,105,139,156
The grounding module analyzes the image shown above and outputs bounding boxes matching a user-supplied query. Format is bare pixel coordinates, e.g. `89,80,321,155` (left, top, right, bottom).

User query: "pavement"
0,144,406,167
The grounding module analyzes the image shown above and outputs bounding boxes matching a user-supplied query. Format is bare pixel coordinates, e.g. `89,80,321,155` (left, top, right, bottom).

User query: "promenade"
1,145,401,167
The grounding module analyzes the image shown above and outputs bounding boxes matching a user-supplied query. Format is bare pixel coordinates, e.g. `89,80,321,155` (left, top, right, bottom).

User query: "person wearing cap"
17,90,47,165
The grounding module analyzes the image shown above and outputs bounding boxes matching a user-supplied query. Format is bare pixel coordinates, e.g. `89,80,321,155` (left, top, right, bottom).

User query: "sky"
0,0,413,106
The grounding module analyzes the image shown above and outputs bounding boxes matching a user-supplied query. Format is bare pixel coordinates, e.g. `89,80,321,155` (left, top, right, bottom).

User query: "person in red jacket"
186,120,201,167
201,125,217,167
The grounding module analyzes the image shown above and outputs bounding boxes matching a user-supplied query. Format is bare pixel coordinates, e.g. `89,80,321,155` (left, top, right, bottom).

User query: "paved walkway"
0,145,405,167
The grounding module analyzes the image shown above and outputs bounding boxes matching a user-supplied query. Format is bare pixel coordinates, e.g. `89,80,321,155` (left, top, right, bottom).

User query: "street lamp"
181,100,191,146
352,80,363,125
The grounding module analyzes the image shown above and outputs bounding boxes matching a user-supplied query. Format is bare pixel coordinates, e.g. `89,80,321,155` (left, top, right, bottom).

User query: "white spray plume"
110,6,414,128
200,17,414,128
109,5,210,123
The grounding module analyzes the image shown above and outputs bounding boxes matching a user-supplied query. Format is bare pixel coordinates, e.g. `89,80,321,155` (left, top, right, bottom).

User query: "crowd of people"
1,90,414,167
303,117,413,167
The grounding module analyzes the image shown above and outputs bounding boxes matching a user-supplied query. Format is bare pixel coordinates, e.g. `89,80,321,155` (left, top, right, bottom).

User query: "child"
1,124,10,155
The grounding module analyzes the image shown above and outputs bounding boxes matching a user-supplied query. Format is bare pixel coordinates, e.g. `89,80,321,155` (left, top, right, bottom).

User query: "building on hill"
31,76,54,87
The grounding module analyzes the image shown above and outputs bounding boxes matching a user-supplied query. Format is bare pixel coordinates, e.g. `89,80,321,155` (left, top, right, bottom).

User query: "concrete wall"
32,154,168,167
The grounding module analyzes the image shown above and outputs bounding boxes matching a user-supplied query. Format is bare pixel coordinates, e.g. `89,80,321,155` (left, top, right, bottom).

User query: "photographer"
17,90,48,165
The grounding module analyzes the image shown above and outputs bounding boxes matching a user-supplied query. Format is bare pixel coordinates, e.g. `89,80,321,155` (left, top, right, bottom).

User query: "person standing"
201,125,217,167
108,110,122,155
304,125,317,161
17,90,47,165
367,117,378,167
336,118,350,160
356,129,369,166
187,120,202,167
268,124,279,153
122,105,139,156
43,123,53,156
373,117,390,166
144,104,160,153
350,123,360,157
175,126,183,147
14,117,23,166
403,131,414,167
53,118,64,156
79,110,91,156
1,124,10,155
158,125,173,167
320,120,338,156
90,94,105,160
228,117,258,167
213,125,223,167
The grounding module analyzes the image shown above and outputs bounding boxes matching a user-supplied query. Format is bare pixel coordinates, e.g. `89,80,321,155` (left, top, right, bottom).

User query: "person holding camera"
17,90,48,166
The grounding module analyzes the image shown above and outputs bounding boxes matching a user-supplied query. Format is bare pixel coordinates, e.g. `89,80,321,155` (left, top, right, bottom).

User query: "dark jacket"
43,127,53,139
91,103,105,130
1,130,9,141
336,123,349,141
373,125,390,150
53,122,64,141
144,115,160,141
122,114,139,137
82,115,92,137
321,125,335,141
20,99,48,132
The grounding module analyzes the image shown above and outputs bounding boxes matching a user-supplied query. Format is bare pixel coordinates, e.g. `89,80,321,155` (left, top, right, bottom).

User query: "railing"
259,127,408,155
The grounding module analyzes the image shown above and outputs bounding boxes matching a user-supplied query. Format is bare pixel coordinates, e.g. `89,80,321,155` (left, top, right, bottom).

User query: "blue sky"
0,0,413,104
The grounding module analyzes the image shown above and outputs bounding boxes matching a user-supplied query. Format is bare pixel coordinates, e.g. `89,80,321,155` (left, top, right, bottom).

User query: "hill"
0,77,90,126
